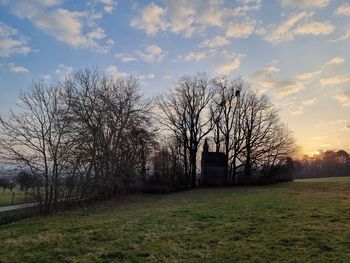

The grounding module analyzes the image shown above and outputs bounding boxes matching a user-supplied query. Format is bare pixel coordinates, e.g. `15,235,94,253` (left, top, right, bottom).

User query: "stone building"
200,139,228,186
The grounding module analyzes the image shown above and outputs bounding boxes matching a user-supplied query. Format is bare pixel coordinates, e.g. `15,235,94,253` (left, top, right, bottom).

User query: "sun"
313,150,321,156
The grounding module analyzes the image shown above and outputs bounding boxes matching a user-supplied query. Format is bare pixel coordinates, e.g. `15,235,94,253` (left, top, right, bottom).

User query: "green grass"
1,179,350,262
0,188,33,207
294,176,350,182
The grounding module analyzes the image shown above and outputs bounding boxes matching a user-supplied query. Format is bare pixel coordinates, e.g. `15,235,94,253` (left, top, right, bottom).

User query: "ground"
0,178,350,262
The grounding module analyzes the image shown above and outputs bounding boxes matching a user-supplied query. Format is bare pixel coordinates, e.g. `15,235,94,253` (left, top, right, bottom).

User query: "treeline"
0,69,295,212
293,150,350,179
155,75,295,188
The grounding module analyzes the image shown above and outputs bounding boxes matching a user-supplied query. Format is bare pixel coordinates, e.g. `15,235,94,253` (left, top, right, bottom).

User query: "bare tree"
209,77,295,183
238,90,295,180
210,77,245,184
158,74,214,187
0,81,75,212
63,69,155,199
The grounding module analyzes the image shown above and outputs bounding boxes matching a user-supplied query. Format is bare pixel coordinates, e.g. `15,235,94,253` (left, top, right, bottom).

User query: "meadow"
0,189,32,207
0,178,349,262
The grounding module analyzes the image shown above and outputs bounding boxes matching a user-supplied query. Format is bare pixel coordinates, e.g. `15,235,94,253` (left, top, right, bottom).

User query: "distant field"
0,189,33,207
0,179,350,262
294,176,350,182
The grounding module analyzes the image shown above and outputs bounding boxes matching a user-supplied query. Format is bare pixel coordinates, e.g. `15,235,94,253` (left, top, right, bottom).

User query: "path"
0,202,38,213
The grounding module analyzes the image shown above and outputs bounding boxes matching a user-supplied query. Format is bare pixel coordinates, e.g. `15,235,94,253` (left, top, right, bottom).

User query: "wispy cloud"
0,22,31,57
55,64,73,81
323,57,345,68
331,27,350,42
105,65,128,79
8,62,29,73
215,53,246,75
130,0,261,38
302,98,317,105
320,74,350,86
335,90,350,106
279,0,329,9
98,0,117,14
115,53,138,63
335,4,350,16
136,44,166,63
199,36,230,48
275,80,304,97
184,51,207,62
226,22,255,38
264,12,333,44
295,70,322,81
2,0,114,52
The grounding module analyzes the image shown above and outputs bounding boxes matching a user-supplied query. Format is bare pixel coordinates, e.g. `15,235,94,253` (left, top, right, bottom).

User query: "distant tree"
336,150,349,164
0,176,14,192
15,171,41,191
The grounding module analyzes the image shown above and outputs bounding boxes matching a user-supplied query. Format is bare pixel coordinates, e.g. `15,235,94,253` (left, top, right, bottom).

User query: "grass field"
0,179,350,262
0,189,33,207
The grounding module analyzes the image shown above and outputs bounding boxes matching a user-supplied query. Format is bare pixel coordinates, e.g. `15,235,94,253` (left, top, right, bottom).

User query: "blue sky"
0,0,349,154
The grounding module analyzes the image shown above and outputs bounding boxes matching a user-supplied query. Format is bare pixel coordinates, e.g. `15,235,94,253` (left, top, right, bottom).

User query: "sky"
0,0,349,155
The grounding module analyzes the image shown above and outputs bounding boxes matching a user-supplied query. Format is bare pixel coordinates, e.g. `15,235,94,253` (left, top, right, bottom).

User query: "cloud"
165,0,228,37
184,51,207,62
55,64,73,80
162,75,172,80
105,65,128,79
275,80,304,97
293,21,334,36
39,74,51,81
264,12,333,44
116,44,166,63
286,97,317,117
115,53,138,63
139,73,155,80
249,66,304,97
279,0,329,9
199,35,230,48
335,4,350,16
302,98,317,105
293,56,344,83
264,12,310,43
0,22,31,57
249,66,280,92
226,22,255,38
98,0,117,14
295,70,322,81
323,56,345,68
335,90,350,106
320,74,350,86
136,44,166,63
289,105,304,115
2,0,114,52
215,53,245,75
130,3,168,35
331,27,350,42
130,1,260,38
8,62,29,73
